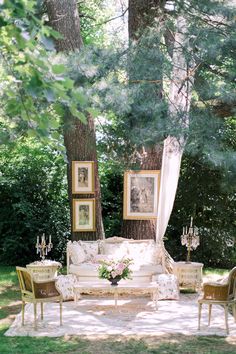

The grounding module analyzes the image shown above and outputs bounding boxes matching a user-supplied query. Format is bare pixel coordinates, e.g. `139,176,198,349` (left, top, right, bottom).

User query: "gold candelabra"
181,217,200,263
36,233,53,260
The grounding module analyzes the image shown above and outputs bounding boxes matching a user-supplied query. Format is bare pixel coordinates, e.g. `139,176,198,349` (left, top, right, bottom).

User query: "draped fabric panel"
156,136,183,242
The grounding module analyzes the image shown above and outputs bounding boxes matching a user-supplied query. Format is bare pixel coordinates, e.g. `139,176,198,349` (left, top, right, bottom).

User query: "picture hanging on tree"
72,161,94,194
73,199,96,232
123,170,160,220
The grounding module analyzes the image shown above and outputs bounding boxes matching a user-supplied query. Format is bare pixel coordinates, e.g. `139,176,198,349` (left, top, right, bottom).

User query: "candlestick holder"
36,233,53,260
181,217,200,263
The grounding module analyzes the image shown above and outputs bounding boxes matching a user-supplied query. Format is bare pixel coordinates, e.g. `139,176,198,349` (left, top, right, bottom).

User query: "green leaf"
63,78,74,89
87,107,100,118
69,105,87,123
52,64,67,75
72,90,88,106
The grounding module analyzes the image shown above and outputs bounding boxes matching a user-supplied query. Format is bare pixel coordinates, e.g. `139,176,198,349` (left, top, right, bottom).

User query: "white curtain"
156,136,183,242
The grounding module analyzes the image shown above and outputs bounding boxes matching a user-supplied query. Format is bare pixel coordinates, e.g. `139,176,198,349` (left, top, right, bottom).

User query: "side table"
173,261,203,292
26,260,62,281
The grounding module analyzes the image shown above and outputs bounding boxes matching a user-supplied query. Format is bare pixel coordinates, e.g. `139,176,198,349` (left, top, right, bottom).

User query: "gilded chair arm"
202,282,228,301
33,280,61,299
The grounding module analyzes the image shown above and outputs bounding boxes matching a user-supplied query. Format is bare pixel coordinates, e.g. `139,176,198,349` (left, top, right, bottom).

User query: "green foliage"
0,140,70,265
0,0,89,147
99,159,123,237
165,153,236,268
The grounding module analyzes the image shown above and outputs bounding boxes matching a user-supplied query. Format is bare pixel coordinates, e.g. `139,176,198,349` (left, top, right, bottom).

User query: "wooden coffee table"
74,282,159,309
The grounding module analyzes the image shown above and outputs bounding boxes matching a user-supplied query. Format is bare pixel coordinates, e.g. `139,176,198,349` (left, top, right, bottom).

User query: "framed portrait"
73,199,96,232
72,161,94,194
123,170,160,220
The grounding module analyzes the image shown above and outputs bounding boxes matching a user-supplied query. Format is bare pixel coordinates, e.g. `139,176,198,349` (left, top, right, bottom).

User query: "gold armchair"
16,266,62,330
198,267,236,334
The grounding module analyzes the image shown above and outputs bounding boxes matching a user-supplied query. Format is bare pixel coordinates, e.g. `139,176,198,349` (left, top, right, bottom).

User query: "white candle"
37,236,39,244
49,235,51,244
190,217,193,227
182,227,184,235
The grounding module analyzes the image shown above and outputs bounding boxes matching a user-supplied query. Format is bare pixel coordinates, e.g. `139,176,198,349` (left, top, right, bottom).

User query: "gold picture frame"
72,161,95,194
73,199,96,232
123,170,160,220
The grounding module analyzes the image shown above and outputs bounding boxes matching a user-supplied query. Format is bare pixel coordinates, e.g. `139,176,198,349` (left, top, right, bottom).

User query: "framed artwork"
72,161,94,194
123,170,160,220
73,199,96,232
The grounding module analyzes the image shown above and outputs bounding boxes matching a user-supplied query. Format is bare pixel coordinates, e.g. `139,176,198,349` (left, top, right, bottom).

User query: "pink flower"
111,271,117,278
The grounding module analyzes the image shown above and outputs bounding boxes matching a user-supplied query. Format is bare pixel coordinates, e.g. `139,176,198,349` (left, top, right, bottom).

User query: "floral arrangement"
98,258,133,282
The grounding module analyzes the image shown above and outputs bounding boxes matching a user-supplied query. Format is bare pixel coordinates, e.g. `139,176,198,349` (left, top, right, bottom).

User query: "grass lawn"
0,266,236,354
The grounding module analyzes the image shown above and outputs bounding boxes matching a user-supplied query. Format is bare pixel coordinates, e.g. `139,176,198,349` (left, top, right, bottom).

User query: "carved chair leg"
198,303,202,330
208,304,212,326
60,300,62,326
41,302,43,320
233,304,236,322
224,305,229,335
22,301,25,326
34,303,37,330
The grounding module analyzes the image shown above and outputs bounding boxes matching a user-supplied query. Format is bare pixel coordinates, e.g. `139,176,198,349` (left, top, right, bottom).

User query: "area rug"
5,293,236,337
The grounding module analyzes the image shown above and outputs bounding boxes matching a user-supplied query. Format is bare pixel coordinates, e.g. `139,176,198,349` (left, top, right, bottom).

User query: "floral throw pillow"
55,274,78,301
69,242,86,265
156,274,180,300
79,241,99,261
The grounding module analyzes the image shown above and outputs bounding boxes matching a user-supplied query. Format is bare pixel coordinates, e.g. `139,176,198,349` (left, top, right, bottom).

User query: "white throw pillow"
79,241,99,261
141,241,157,264
55,274,78,301
127,242,150,266
102,242,128,260
70,242,86,265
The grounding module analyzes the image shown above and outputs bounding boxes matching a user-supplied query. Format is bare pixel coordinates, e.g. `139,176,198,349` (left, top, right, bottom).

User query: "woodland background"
0,0,235,268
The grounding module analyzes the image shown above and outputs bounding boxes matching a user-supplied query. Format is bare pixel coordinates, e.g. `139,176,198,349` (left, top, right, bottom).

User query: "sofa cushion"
69,263,98,276
130,263,162,274
79,241,99,261
69,263,162,278
69,241,86,265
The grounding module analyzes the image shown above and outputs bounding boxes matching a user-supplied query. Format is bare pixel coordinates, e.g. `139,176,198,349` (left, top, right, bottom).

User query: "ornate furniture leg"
22,301,25,326
60,299,62,326
224,305,229,335
208,304,212,326
41,302,43,320
34,303,37,330
198,303,202,330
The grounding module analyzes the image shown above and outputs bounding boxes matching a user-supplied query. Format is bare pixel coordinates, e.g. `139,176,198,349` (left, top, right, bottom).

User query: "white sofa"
67,236,165,283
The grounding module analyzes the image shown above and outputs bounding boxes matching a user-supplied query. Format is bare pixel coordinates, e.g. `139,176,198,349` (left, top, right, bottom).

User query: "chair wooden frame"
16,266,62,330
198,266,236,334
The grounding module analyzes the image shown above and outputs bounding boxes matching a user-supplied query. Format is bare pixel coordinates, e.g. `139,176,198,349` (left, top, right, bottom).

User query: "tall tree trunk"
122,0,165,240
46,0,104,241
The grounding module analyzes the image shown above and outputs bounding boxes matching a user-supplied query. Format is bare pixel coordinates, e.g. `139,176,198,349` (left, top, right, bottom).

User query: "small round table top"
173,261,204,268
26,260,62,268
